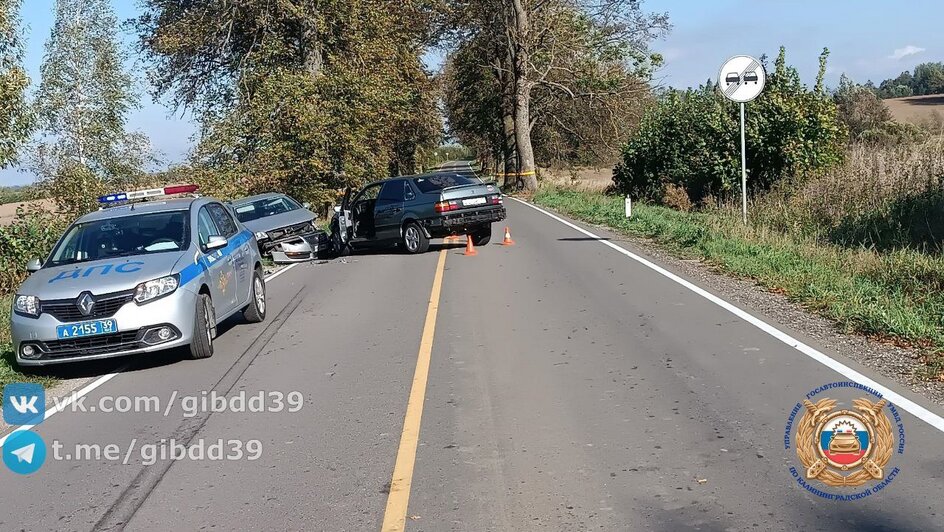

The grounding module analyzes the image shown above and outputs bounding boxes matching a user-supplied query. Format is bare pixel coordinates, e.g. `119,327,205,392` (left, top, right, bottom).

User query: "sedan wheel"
402,222,429,254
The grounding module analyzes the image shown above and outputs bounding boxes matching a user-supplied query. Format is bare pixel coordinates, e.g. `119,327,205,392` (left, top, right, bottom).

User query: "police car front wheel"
188,293,215,360
243,268,266,323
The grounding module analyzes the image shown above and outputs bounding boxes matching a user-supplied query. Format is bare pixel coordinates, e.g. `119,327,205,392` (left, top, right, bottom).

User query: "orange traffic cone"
501,226,515,246
464,234,477,256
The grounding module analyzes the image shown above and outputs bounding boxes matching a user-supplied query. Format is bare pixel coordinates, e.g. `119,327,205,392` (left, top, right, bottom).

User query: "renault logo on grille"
76,292,95,316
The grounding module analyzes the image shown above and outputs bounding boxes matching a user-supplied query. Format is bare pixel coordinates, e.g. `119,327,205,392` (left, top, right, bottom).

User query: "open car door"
337,187,353,245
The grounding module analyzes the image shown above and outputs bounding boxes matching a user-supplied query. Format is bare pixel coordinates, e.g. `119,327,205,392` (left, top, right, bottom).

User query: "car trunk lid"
435,183,502,213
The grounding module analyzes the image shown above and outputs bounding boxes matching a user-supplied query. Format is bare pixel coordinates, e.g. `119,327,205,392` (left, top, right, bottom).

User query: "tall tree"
137,1,442,204
34,0,149,215
0,0,31,168
444,0,668,191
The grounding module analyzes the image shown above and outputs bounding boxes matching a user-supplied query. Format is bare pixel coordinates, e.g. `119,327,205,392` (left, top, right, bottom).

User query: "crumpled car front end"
267,231,329,263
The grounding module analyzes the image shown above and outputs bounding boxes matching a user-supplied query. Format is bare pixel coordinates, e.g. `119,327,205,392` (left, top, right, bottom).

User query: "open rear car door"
337,187,353,245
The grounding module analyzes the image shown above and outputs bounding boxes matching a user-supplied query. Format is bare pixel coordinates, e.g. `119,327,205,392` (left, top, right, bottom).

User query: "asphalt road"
2,163,943,531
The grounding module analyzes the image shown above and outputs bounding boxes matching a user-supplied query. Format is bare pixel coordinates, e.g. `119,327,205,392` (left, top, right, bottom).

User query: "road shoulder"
516,195,944,410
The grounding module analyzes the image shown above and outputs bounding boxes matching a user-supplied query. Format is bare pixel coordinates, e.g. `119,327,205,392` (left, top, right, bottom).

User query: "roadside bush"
753,139,944,251
835,75,930,145
0,206,66,293
614,47,846,203
663,184,693,212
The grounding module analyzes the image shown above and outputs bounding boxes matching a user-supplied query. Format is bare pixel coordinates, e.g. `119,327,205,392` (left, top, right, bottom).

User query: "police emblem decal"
784,382,905,500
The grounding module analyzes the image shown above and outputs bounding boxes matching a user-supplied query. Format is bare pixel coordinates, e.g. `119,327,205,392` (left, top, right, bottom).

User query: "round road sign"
718,55,766,103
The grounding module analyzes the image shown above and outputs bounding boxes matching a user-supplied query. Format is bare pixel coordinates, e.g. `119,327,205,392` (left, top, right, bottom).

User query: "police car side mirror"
26,258,42,273
206,235,228,251
302,202,311,209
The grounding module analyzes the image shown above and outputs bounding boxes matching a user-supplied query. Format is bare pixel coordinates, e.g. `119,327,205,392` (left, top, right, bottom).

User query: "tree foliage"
137,0,442,205
834,74,925,144
876,62,944,98
442,0,668,190
0,0,31,168
34,0,150,215
615,47,847,203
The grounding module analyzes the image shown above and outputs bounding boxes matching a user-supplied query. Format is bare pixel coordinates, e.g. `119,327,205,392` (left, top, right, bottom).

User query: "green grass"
0,295,58,392
534,186,944,378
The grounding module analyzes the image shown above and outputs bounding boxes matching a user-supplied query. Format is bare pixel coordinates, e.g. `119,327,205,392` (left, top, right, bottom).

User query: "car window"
233,196,301,223
47,211,190,266
354,183,383,203
403,180,415,201
413,174,477,193
197,207,219,248
207,203,239,237
377,181,404,203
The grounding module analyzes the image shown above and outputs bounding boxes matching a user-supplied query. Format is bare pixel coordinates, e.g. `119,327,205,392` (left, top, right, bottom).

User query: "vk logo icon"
3,383,45,425
2,430,46,475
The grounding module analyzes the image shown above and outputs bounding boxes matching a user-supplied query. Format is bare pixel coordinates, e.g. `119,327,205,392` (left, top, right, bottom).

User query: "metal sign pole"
720,55,763,225
740,102,747,225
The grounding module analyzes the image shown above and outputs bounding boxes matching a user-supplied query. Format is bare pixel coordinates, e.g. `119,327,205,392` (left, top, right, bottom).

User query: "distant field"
885,94,944,126
0,199,54,226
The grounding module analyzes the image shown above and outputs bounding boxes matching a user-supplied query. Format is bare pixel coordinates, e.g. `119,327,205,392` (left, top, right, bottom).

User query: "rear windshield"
232,196,300,222
47,211,190,267
413,174,478,194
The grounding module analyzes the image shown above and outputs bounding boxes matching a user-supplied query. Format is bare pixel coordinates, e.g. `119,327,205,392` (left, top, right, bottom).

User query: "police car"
10,185,267,366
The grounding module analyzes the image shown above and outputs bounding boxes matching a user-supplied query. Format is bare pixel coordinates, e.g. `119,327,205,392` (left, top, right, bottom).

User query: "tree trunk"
510,0,537,192
512,79,537,191
502,111,516,188
301,17,323,77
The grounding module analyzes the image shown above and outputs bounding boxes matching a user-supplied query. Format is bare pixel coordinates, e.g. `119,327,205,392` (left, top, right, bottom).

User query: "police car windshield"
47,211,190,267
232,196,300,223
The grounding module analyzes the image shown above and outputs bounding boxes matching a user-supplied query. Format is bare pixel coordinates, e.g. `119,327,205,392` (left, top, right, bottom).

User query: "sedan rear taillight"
435,200,460,212
488,195,502,205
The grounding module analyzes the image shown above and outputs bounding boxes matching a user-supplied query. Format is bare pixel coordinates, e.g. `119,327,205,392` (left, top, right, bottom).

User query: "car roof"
76,197,201,223
232,192,289,205
366,173,473,187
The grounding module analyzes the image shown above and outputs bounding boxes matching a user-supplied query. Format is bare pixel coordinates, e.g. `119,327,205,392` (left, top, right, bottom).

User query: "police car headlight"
13,294,40,317
133,275,179,304
254,231,269,241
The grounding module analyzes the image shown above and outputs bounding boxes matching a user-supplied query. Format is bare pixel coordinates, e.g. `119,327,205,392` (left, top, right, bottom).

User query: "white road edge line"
0,262,299,447
510,196,944,434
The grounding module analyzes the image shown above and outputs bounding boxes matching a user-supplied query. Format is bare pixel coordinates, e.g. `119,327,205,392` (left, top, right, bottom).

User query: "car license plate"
56,319,117,339
463,197,487,206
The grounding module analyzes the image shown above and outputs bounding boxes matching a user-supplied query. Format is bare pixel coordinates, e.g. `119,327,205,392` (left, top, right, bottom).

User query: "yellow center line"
381,248,448,532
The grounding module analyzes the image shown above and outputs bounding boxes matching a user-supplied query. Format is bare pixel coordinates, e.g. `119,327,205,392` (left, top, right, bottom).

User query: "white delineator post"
740,102,747,225
625,195,632,219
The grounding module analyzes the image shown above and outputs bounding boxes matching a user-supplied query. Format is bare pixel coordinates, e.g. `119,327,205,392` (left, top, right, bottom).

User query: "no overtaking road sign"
719,55,766,223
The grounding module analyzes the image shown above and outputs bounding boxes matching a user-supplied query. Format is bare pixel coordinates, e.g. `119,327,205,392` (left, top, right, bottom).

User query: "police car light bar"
98,185,200,205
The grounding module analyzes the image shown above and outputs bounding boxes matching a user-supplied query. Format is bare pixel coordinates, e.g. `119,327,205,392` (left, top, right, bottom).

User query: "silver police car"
10,186,267,366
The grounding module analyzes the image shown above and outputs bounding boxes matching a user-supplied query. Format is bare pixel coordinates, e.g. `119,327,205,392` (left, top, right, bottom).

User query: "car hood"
240,209,315,233
19,252,187,299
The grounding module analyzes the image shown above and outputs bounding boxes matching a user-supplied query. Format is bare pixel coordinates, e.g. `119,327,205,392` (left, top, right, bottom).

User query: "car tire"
402,221,429,254
189,293,215,360
330,223,349,257
472,226,491,246
243,268,266,323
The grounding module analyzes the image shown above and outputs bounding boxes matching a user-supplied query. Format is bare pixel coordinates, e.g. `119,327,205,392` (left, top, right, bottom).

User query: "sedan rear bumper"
424,206,506,235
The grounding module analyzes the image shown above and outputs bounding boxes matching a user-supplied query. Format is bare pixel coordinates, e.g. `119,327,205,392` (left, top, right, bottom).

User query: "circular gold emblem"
795,398,894,488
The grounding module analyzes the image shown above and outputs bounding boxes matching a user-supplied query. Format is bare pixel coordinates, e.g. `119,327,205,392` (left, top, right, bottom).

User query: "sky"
2,0,942,186
647,0,942,90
